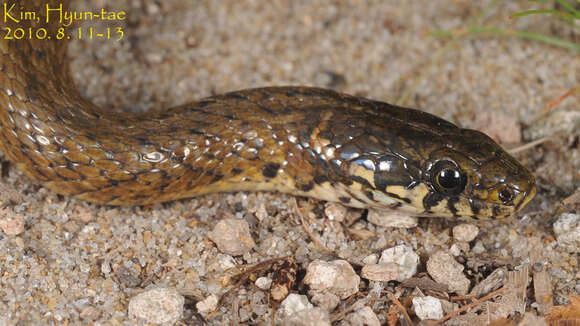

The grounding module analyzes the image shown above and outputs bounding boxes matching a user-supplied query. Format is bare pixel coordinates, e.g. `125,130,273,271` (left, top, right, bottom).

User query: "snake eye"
498,187,514,203
431,161,466,195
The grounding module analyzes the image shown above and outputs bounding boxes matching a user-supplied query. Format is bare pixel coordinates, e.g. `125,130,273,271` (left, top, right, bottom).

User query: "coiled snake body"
0,1,535,218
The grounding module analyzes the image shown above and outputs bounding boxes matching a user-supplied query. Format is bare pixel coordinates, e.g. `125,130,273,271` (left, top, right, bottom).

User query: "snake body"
0,1,535,218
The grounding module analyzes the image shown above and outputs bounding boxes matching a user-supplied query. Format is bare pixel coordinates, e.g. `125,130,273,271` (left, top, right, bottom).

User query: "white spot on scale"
378,160,393,172
233,142,244,151
143,151,164,163
36,135,50,145
324,147,335,158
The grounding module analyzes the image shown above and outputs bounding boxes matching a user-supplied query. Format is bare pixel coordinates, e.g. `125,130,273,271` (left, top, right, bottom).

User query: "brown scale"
0,0,536,218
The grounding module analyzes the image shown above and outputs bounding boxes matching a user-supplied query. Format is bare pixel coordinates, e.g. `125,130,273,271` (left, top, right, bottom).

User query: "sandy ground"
0,0,579,325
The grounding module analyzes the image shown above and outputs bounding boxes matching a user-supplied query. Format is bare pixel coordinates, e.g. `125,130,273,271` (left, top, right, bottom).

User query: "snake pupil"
431,160,466,195
438,169,461,189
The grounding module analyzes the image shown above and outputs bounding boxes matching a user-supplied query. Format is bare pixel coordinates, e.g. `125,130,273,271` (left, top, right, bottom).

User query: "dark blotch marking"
447,196,459,216
423,192,445,211
298,181,314,192
204,153,216,159
313,174,328,184
225,92,250,100
285,89,300,97
135,137,154,146
385,191,412,204
469,198,482,216
365,191,375,201
232,168,242,175
262,163,280,178
257,104,276,115
211,173,224,183
492,206,501,218
339,196,351,204
350,175,374,189
189,128,204,135
391,202,403,209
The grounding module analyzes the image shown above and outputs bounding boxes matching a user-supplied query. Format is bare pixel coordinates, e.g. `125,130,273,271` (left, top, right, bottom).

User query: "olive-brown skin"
0,0,535,217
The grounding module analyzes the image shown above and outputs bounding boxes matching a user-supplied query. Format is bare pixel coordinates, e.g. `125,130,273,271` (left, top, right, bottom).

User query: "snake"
0,1,535,219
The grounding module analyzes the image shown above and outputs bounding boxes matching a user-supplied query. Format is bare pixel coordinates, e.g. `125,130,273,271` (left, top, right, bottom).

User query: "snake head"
337,108,536,219
421,129,537,219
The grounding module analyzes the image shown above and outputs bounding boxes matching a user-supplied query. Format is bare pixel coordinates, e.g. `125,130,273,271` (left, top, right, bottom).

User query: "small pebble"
343,306,380,326
361,263,399,282
79,306,100,321
282,307,330,326
207,218,255,256
449,242,469,256
217,254,237,269
412,296,443,320
470,268,507,297
367,209,418,228
128,287,184,324
362,254,378,265
553,213,580,252
255,276,272,290
310,292,340,311
196,294,218,314
117,264,142,288
250,292,269,316
379,244,419,281
453,223,479,242
324,203,348,222
0,208,25,235
472,240,486,254
275,294,313,322
426,251,470,295
100,261,112,275
303,259,360,299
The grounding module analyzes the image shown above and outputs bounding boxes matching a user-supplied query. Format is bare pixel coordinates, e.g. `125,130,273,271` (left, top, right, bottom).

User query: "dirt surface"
0,0,578,325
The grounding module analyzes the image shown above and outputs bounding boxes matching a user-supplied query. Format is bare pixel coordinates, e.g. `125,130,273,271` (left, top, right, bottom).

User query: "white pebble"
427,251,470,295
207,218,255,256
324,203,348,222
128,287,184,324
362,254,378,265
344,306,380,326
0,208,25,236
412,296,443,320
282,307,330,326
367,209,418,228
553,213,580,252
255,276,272,290
303,260,360,299
361,263,399,282
453,223,479,242
275,294,313,321
310,292,340,311
379,244,419,281
196,294,218,314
